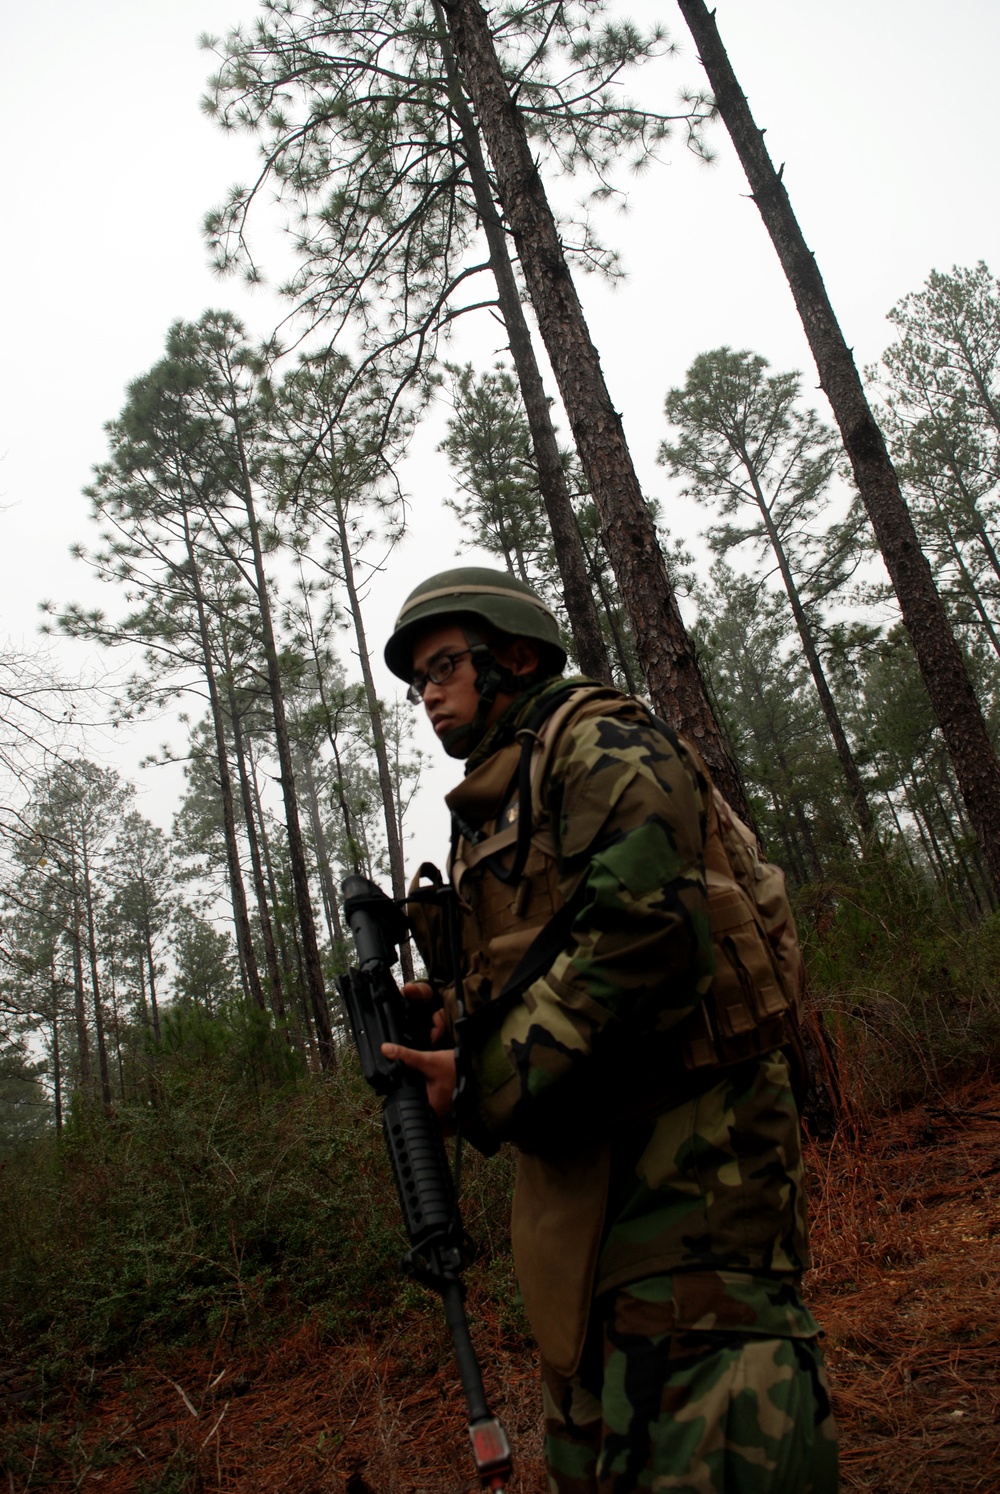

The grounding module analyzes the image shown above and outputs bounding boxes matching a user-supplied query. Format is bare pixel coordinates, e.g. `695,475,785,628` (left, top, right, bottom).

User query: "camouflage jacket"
435,678,818,1374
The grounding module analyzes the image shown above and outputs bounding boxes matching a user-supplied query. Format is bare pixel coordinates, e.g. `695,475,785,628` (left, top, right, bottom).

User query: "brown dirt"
806,1077,1000,1492
4,1079,1000,1493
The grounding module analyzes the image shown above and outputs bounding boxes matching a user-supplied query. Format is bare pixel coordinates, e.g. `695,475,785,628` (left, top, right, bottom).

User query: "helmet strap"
439,630,536,758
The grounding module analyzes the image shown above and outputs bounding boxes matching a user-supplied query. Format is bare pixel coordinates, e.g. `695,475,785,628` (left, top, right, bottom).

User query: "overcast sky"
2,0,998,863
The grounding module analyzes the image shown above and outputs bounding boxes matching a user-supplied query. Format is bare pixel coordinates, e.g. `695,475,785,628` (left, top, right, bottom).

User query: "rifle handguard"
382,1080,461,1269
337,875,513,1493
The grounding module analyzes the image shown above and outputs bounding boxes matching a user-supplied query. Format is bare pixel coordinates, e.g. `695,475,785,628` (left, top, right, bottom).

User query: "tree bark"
229,433,334,1065
434,0,612,682
745,462,874,835
441,0,747,813
678,0,1000,895
329,487,416,980
182,512,266,1010
79,821,112,1108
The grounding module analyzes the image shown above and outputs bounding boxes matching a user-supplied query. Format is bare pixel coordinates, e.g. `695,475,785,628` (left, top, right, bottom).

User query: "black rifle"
336,874,512,1493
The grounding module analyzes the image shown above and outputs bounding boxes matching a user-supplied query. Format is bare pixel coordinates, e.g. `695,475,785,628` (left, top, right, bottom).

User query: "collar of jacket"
463,674,593,774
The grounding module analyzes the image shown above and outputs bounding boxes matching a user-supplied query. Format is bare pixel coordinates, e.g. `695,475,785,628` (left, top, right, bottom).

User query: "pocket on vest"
709,888,787,1034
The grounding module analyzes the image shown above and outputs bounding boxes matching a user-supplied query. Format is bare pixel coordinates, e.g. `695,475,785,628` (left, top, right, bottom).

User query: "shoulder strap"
475,683,593,888
494,890,584,1004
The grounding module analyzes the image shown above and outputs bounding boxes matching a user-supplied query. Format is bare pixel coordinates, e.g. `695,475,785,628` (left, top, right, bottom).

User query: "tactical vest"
442,685,802,1084
412,685,807,1377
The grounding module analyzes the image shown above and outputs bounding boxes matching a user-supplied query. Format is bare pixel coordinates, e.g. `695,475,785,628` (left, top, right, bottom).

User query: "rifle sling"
476,683,584,888
495,884,585,1005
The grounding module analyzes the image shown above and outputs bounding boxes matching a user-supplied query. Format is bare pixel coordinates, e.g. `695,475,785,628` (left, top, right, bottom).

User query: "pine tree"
695,566,848,879
63,315,335,1057
437,0,746,806
661,348,873,835
873,263,1000,663
203,2,693,678
269,355,421,969
675,0,1000,894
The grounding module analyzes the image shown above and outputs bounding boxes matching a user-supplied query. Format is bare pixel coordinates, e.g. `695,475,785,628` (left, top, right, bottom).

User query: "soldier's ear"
495,637,539,678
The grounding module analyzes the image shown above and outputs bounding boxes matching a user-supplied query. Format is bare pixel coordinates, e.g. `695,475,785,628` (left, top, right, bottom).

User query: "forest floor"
3,1077,1000,1494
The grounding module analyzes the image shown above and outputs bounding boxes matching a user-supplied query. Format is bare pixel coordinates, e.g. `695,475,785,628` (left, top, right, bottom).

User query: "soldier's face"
411,624,539,746
411,625,488,743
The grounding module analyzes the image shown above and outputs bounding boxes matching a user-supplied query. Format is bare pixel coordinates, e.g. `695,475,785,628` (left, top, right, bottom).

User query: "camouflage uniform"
433,676,837,1493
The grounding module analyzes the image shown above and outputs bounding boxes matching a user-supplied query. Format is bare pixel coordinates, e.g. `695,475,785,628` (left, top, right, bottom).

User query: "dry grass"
0,1305,546,1493
806,1076,1000,1492
4,1079,1000,1492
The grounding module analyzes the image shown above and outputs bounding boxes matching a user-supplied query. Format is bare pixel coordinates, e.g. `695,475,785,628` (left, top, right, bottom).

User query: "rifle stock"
336,875,512,1492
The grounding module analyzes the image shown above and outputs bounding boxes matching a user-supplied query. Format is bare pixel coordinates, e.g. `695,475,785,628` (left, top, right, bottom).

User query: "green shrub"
798,850,1000,1108
0,1016,515,1380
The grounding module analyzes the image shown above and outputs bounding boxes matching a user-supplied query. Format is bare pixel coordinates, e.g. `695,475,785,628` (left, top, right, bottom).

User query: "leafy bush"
0,1008,516,1378
798,851,1000,1108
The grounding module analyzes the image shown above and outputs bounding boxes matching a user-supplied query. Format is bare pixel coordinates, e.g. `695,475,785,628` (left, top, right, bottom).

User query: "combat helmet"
384,566,566,681
384,567,567,757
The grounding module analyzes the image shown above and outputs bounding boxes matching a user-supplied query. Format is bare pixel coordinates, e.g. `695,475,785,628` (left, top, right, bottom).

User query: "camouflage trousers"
541,1278,839,1493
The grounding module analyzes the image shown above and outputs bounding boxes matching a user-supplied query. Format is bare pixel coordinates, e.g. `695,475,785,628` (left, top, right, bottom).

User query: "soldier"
381,566,838,1494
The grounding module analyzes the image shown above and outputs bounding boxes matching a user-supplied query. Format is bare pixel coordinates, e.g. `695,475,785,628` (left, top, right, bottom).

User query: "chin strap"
440,632,536,759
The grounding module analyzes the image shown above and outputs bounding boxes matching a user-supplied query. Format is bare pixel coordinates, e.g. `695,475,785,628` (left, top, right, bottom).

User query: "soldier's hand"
401,980,435,1002
381,1042,456,1123
401,981,449,1046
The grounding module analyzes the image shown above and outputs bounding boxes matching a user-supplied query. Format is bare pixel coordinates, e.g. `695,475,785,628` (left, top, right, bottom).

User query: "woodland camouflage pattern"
429,676,835,1489
542,1276,838,1493
452,678,716,1099
451,679,811,1289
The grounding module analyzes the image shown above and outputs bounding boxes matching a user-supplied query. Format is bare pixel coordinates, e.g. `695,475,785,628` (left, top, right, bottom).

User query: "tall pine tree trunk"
678,0,1000,894
140,906,162,1043
300,753,344,945
79,822,112,1108
746,465,874,834
434,0,611,682
329,489,415,980
931,494,1000,659
742,651,823,876
182,513,266,1010
929,419,1000,588
245,736,314,1056
904,775,950,884
441,0,746,813
222,657,287,1021
108,955,128,1102
884,792,918,873
50,962,63,1133
227,435,333,1064
579,528,638,692
69,878,91,1092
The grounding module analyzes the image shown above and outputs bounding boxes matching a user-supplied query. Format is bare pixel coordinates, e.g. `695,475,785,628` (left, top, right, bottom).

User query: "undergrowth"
4,852,999,1409
0,1036,519,1384
796,850,1000,1109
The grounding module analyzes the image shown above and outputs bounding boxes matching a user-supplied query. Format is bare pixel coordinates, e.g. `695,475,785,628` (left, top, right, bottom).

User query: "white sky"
2,0,998,870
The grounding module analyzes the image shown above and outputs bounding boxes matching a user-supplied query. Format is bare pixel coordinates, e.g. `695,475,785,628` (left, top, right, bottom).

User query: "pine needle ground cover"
2,1071,999,1492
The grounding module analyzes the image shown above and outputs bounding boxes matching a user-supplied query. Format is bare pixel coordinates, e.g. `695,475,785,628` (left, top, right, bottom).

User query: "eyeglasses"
407,649,473,704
